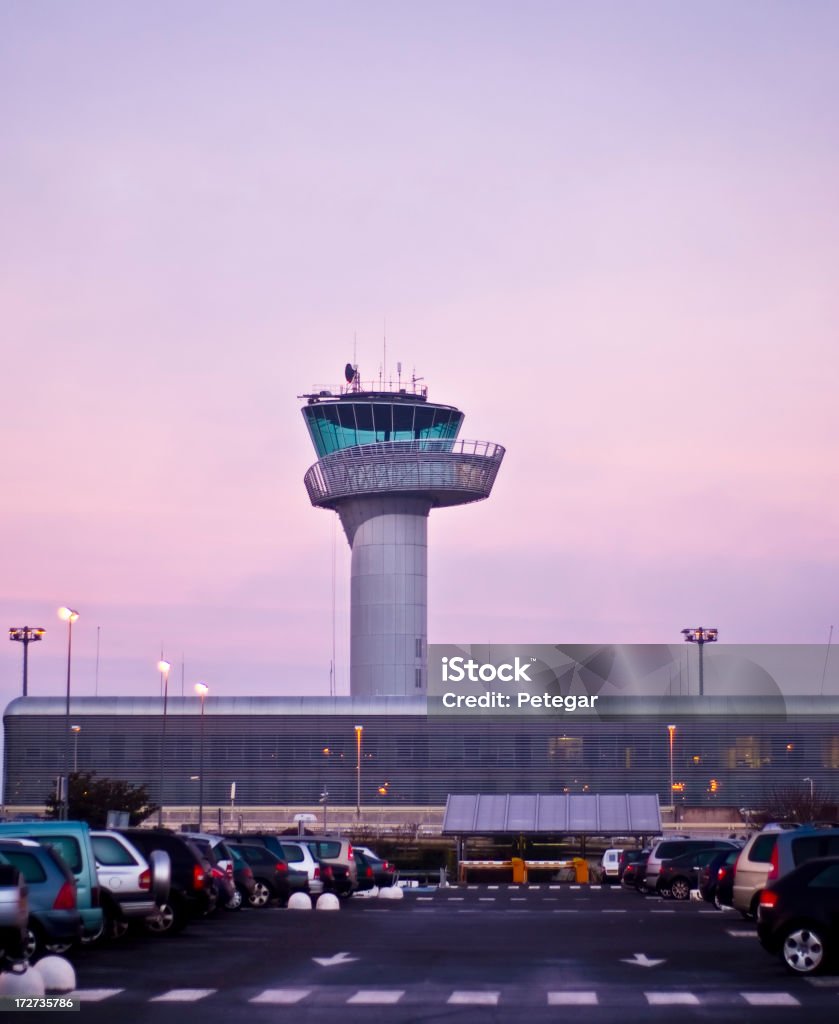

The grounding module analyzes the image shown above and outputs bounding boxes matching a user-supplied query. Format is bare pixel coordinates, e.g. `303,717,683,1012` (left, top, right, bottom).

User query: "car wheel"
670,878,691,901
782,926,827,975
658,887,672,899
225,887,243,911
23,928,39,960
247,881,272,908
45,940,74,954
714,891,726,911
145,902,176,935
107,918,130,940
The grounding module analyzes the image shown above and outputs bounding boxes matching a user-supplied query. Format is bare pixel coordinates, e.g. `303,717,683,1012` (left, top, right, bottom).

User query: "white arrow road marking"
621,953,666,968
312,951,359,967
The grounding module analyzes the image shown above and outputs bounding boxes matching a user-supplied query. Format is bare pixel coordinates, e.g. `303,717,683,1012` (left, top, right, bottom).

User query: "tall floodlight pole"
195,683,209,831
681,628,718,696
667,724,676,814
157,660,171,828
355,725,363,821
57,607,79,820
71,725,81,772
9,627,46,696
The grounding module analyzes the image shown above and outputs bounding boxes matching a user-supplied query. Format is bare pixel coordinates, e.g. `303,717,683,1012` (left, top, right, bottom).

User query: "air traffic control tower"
301,365,505,698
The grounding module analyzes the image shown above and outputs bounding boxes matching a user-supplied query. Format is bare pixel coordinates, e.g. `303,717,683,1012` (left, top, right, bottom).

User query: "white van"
601,848,623,881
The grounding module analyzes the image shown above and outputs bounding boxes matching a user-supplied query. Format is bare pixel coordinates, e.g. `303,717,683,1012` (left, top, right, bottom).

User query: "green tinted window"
749,835,777,863
1,851,47,884
303,402,463,456
280,844,304,863
92,835,137,866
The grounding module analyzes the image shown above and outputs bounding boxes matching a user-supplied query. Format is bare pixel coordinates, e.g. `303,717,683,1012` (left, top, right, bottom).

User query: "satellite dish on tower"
344,363,355,384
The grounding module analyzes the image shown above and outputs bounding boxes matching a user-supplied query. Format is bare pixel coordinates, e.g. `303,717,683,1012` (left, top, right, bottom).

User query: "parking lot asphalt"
58,885,839,1023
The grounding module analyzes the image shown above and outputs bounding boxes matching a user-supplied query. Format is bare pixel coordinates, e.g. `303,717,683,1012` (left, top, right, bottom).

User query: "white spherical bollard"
378,886,403,899
316,893,340,911
287,892,313,910
0,963,47,997
32,956,76,993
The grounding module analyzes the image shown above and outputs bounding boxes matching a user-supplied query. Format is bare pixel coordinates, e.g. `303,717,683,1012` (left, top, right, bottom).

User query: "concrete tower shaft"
301,379,504,698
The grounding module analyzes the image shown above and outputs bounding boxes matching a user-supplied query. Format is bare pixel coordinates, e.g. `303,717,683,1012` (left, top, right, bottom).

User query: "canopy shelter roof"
442,793,662,836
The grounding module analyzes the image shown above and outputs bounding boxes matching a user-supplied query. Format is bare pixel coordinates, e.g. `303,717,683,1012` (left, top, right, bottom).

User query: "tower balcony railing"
304,439,506,508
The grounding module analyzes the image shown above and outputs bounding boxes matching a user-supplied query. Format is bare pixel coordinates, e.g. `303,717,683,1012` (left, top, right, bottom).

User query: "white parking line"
488,885,499,890
553,909,579,913
70,990,123,1002
448,991,499,1005
508,885,520,889
645,992,700,1006
570,885,581,890
548,992,598,1005
347,990,405,1004
726,929,756,938
548,885,561,890
511,897,527,901
250,990,312,1005
602,909,627,913
447,897,465,901
151,989,215,1002
590,885,602,890
741,993,800,1006
417,896,434,901
650,910,676,914
479,897,496,901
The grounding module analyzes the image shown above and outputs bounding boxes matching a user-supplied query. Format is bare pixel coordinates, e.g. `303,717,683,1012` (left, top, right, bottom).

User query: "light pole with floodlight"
681,627,718,696
9,626,46,696
57,607,79,820
804,777,814,801
157,660,171,828
354,725,363,821
195,683,209,831
667,724,676,816
71,725,81,772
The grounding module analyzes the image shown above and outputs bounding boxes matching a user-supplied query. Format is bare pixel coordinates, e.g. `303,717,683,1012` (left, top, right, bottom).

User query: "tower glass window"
303,398,464,457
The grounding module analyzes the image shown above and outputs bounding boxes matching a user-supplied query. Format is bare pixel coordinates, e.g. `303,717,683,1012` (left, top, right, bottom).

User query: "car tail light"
314,866,320,880
139,868,151,891
767,845,779,882
348,845,353,859
275,861,288,875
211,866,224,880
244,867,254,881
717,867,728,880
226,864,234,880
53,882,76,911
759,890,778,909
366,867,373,879
193,864,205,890
322,865,333,880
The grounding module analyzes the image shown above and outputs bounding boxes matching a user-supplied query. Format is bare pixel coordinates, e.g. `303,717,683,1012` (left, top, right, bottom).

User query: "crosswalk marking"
741,992,801,1006
448,991,499,1005
150,989,215,1002
548,992,598,1005
250,990,312,1005
726,929,756,937
70,990,123,1002
347,990,405,1004
645,992,701,1006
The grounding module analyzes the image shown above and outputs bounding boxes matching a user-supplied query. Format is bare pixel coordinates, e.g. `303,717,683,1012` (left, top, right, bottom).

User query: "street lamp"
804,777,814,801
9,626,46,696
157,660,171,828
667,725,676,815
681,627,718,697
354,725,363,821
195,683,209,831
57,607,79,820
71,725,81,772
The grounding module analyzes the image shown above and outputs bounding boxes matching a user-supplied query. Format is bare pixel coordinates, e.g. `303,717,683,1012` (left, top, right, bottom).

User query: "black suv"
117,830,215,934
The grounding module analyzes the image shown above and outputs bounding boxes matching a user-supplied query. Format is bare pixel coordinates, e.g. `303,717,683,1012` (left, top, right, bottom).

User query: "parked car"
291,836,358,894
733,824,839,919
600,848,623,883
621,853,649,890
618,848,648,884
116,829,214,934
699,848,741,909
0,821,103,942
278,841,324,896
0,839,81,958
227,845,256,907
353,849,377,893
757,856,839,974
0,862,27,964
354,846,398,888
643,837,740,894
226,843,299,907
183,836,237,910
656,846,734,900
90,830,170,937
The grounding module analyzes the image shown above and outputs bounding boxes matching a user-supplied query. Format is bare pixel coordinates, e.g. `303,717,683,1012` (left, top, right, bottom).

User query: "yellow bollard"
573,857,589,884
511,857,527,884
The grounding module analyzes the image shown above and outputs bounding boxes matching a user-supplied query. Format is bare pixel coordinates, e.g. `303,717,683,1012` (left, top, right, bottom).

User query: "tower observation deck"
301,366,505,698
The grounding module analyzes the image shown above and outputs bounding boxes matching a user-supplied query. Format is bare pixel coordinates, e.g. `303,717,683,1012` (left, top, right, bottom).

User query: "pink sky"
2,1,839,709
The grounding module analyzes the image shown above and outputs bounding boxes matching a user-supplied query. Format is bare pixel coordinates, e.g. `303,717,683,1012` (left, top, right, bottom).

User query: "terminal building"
4,694,838,813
